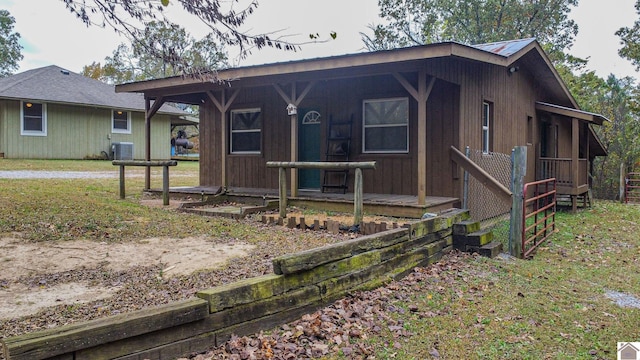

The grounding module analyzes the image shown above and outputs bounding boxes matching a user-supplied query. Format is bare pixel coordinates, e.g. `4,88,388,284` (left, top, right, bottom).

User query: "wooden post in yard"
119,165,125,199
162,165,170,206
354,167,363,226
279,167,287,218
620,162,626,203
509,146,527,258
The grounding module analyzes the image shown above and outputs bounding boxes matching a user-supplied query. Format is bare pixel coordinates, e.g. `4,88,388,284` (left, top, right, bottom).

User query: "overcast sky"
1,0,638,79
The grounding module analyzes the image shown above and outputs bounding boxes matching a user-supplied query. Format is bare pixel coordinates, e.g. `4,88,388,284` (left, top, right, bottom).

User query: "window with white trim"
363,98,409,153
482,101,492,154
112,110,131,134
230,108,261,154
21,101,47,136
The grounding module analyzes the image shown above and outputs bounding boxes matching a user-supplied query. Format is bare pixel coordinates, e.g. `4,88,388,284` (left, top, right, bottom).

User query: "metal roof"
0,65,185,115
471,38,537,57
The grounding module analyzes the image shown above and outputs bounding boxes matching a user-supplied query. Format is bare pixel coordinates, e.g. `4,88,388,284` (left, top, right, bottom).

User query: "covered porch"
534,102,608,210
153,186,460,219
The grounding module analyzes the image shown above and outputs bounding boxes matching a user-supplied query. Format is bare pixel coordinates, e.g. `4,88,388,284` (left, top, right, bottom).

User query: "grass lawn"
1,159,638,359
332,201,640,359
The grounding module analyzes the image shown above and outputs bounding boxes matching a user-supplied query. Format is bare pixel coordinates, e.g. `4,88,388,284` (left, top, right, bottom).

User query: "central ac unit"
112,142,134,160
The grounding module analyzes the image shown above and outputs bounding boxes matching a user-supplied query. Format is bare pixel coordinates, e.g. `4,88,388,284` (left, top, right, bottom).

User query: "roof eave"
535,101,609,125
116,42,523,94
0,95,184,116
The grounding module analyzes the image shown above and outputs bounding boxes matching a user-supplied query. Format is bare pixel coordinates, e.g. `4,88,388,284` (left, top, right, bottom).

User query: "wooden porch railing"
266,161,376,225
537,158,587,189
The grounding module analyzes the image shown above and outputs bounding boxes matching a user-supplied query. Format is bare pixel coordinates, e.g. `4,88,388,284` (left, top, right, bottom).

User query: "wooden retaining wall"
1,209,469,360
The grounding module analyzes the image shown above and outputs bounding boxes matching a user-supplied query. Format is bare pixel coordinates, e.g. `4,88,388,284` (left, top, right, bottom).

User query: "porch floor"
154,186,461,218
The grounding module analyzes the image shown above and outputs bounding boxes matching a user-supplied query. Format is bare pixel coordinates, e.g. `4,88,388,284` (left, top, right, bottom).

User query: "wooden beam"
571,118,579,213
295,81,316,104
354,168,363,225
273,83,292,104
416,72,436,205
144,98,151,190
290,83,298,197
207,91,224,112
207,89,240,113
450,146,512,203
509,146,527,258
267,161,377,225
1,299,208,360
147,96,165,119
392,72,419,101
279,167,287,218
116,41,519,95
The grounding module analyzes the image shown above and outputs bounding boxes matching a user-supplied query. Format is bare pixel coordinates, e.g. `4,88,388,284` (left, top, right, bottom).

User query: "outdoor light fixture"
508,66,520,75
116,111,123,115
25,102,33,108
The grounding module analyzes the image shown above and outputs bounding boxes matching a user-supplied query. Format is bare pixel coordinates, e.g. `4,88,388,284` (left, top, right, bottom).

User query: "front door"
298,109,322,190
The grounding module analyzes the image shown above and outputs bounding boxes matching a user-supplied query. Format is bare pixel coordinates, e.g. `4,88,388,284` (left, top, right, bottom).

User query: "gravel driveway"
0,170,117,179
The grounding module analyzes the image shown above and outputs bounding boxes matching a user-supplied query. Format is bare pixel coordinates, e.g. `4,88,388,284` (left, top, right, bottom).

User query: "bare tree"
62,0,296,79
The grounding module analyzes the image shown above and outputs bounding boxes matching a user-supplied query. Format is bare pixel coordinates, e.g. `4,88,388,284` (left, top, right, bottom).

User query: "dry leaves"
187,252,477,359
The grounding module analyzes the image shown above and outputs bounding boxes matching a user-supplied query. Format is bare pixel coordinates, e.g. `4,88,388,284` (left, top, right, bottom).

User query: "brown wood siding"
345,74,417,195
199,100,220,187
427,57,541,185
227,87,287,189
198,55,563,196
556,115,573,158
426,81,460,197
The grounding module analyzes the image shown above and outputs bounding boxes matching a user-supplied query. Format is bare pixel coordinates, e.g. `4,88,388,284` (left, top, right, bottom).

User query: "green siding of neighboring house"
0,100,171,159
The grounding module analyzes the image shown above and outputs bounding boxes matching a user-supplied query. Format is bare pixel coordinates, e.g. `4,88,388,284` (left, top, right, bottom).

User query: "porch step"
452,221,500,258
556,193,592,209
452,220,480,236
479,241,503,258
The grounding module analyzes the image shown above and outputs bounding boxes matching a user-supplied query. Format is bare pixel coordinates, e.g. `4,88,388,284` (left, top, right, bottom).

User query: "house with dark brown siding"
116,38,607,215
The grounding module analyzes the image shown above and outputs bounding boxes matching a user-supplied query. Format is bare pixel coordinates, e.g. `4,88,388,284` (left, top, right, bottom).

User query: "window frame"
362,97,410,154
20,101,47,136
112,109,131,134
230,107,262,155
482,101,492,154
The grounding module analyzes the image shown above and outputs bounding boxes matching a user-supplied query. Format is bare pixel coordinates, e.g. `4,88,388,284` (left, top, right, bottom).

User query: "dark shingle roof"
0,65,184,115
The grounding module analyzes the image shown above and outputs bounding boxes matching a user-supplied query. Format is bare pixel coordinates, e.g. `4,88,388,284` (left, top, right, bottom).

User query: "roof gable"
0,65,185,115
471,38,537,57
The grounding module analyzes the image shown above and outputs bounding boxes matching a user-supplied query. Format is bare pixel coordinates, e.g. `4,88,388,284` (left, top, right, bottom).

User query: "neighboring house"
116,38,607,214
0,65,190,160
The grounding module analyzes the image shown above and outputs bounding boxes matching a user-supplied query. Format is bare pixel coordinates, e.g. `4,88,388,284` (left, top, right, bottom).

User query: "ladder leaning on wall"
322,115,353,193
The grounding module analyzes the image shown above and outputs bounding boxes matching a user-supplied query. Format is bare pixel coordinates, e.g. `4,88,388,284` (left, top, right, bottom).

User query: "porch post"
220,91,227,189
571,118,579,212
417,69,427,205
289,83,299,197
207,90,240,190
290,112,298,197
144,98,151,190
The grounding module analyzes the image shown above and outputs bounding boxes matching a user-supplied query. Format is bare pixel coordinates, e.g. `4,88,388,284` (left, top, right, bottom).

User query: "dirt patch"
0,235,254,320
0,283,120,319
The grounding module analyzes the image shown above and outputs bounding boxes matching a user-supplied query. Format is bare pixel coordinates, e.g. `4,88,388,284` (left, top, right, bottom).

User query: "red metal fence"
625,172,640,204
522,178,557,258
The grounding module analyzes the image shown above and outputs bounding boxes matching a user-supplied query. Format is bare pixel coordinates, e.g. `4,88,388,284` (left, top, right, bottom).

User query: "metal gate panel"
522,178,556,258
